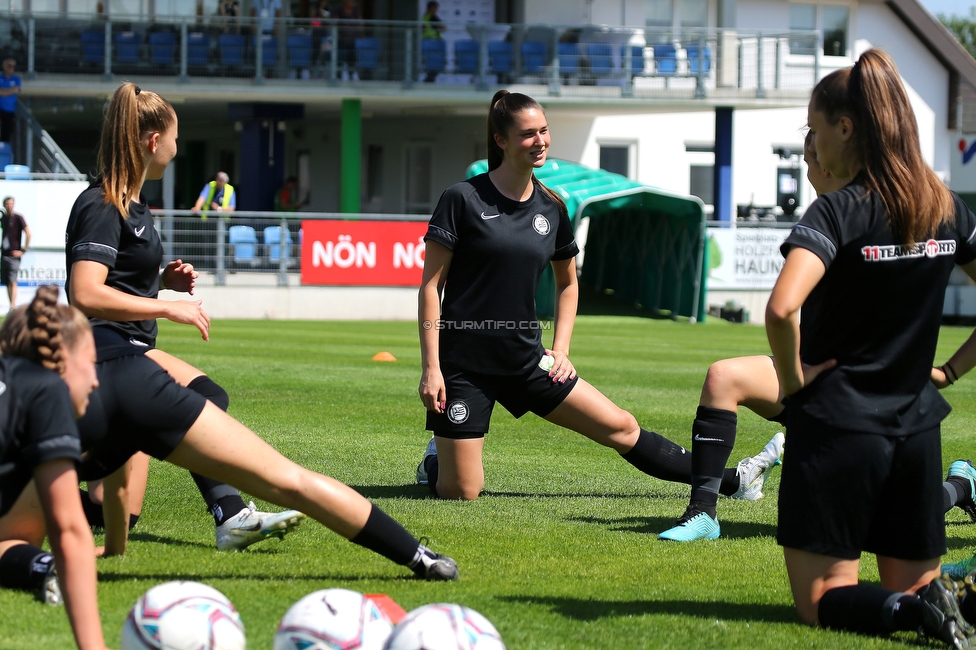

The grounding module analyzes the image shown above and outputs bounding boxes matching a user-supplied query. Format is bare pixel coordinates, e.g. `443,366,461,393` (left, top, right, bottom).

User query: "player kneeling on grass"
767,49,976,648
416,90,780,529
0,287,109,650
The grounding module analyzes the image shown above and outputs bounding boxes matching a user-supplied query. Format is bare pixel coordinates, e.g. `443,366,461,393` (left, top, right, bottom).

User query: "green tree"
941,7,976,59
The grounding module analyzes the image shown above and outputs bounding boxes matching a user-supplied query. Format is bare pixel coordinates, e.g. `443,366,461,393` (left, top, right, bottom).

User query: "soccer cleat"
416,437,438,485
658,506,721,542
730,431,785,501
215,501,307,551
409,541,459,581
944,552,976,581
948,460,976,522
916,578,976,650
36,564,61,606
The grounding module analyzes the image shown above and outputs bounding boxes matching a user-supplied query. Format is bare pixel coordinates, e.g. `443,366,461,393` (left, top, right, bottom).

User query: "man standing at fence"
1,196,30,310
190,171,235,271
0,59,22,144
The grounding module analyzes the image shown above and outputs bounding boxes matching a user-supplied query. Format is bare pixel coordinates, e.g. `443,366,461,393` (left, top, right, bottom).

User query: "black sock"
818,585,912,635
79,489,142,530
689,406,737,516
185,376,247,525
945,477,973,511
0,544,54,591
424,454,440,497
349,503,420,567
621,428,693,484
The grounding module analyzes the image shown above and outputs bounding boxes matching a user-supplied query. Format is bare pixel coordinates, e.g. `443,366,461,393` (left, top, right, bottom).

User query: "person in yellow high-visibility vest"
192,171,235,218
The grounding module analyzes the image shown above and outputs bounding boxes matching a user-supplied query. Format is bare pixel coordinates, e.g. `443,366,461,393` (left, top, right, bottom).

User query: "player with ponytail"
767,49,976,645
0,285,107,650
67,82,304,551
416,90,779,513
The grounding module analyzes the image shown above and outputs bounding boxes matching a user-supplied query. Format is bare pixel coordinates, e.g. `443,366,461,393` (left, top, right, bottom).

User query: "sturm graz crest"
447,400,469,424
532,214,550,235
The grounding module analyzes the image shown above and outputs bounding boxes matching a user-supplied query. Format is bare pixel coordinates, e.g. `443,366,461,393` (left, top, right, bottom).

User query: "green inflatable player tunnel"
466,158,708,322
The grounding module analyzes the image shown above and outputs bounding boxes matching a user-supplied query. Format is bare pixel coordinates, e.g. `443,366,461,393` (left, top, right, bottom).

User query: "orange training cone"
372,351,397,362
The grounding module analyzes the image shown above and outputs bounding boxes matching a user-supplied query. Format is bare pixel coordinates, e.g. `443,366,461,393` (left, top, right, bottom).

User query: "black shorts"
76,354,207,480
777,416,945,561
426,361,579,439
0,254,20,286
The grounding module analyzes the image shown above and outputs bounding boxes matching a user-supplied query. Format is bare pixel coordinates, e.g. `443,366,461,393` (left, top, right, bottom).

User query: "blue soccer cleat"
658,506,721,542
948,460,976,522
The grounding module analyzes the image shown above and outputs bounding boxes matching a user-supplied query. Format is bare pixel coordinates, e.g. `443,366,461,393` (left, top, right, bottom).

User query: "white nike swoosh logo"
693,435,724,442
134,226,146,237
480,212,500,220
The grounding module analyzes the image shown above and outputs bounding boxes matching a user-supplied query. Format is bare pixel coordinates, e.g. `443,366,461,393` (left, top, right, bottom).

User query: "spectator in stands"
216,0,240,32
250,0,281,36
275,176,301,211
0,59,22,144
192,171,236,215
333,0,362,81
1,196,30,310
421,1,446,83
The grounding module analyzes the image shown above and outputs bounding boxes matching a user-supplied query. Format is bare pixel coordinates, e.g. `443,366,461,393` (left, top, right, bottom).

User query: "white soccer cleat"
36,564,61,606
215,501,306,551
730,431,785,501
416,437,438,485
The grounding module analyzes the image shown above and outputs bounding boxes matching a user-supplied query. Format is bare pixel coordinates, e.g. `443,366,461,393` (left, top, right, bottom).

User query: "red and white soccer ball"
274,588,394,650
383,604,505,650
120,581,246,650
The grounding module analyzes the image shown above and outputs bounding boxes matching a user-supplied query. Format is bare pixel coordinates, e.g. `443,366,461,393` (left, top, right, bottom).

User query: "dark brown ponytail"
0,285,91,374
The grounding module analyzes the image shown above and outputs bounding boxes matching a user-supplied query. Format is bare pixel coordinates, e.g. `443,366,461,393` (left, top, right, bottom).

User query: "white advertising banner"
706,226,790,290
951,136,976,193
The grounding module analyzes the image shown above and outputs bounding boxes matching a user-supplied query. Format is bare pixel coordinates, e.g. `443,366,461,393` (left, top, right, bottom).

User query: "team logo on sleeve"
861,239,956,262
532,214,551,235
447,400,469,424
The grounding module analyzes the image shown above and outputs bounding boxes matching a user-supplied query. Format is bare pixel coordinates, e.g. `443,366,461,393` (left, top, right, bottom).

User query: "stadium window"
645,0,673,30
789,4,817,55
66,0,100,12
28,0,60,12
154,0,209,15
822,5,849,57
680,0,707,30
599,143,635,178
789,3,849,57
404,143,432,215
105,0,149,16
689,164,713,206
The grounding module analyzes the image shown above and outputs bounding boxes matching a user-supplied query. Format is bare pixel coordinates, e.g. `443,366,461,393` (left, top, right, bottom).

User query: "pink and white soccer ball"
120,581,246,650
382,604,505,650
274,588,394,650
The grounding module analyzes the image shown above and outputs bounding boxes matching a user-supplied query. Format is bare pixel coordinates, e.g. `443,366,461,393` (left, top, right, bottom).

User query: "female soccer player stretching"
63,82,457,581
416,90,779,515
768,48,976,648
0,287,107,649
66,82,302,552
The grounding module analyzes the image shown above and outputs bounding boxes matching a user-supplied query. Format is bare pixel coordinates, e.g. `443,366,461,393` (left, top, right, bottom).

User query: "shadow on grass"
350,484,669,501
567,515,777,539
97,571,417,583
498,594,797,624
350,484,433,500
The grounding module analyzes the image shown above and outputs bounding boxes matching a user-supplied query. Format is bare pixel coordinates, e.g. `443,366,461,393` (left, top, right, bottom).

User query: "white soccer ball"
120,581,246,650
274,588,394,650
383,603,505,650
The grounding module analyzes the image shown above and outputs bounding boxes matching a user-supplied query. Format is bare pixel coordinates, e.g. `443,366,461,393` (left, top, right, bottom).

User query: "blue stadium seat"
263,226,293,264
354,37,380,72
685,44,711,75
488,41,513,74
421,38,447,75
454,39,479,74
653,43,677,76
254,35,277,67
80,29,105,65
219,33,245,66
149,31,176,65
187,32,210,65
621,44,644,76
557,42,578,75
228,225,258,266
586,43,613,76
287,33,313,69
114,31,141,64
521,41,547,74
3,164,29,180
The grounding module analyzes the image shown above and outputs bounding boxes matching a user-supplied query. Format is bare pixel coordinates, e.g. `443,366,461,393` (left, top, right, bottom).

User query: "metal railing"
0,12,832,100
9,99,82,175
152,209,425,287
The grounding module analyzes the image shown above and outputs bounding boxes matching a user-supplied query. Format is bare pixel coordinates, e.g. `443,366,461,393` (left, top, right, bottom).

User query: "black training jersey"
425,173,579,375
0,356,81,517
781,186,976,436
66,184,162,347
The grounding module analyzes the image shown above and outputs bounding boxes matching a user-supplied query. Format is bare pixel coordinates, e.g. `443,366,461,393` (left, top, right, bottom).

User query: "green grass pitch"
2,315,975,649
